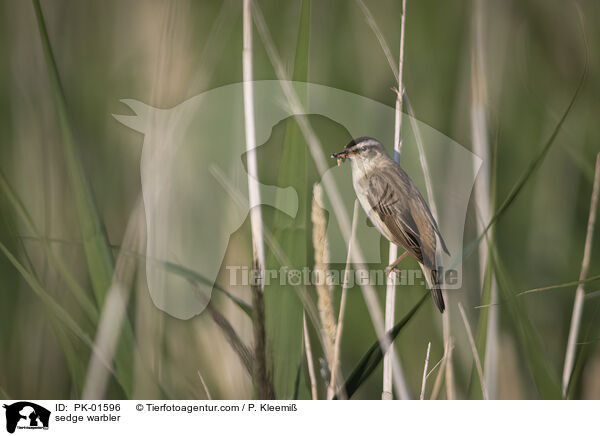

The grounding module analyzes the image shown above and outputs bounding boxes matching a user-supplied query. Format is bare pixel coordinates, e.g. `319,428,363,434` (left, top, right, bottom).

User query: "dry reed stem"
197,369,213,400
243,0,272,400
312,183,337,367
404,91,456,400
562,153,600,396
251,277,275,399
458,303,489,400
471,0,499,399
430,339,452,400
253,2,411,399
329,200,360,400
303,314,319,400
425,353,446,380
208,165,322,339
207,297,254,376
420,342,431,400
383,0,407,401
82,198,144,399
242,0,266,277
355,0,451,401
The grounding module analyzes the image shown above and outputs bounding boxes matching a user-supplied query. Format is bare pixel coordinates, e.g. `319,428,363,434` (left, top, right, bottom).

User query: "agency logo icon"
2,402,50,433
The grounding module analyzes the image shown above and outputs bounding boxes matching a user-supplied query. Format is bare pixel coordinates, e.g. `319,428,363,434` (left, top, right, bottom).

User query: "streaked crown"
344,137,386,157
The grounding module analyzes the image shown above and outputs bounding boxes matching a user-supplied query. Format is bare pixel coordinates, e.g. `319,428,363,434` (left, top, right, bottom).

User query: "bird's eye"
360,146,367,152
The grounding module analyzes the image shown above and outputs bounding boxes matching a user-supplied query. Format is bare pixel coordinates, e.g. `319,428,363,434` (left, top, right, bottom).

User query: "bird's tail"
427,267,445,313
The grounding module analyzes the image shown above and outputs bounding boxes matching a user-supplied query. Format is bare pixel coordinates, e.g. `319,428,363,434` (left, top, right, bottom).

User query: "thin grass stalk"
489,244,561,398
442,319,455,399
517,274,600,296
430,339,451,400
425,353,445,380
303,314,318,400
82,198,144,399
243,0,272,399
33,0,141,397
359,9,584,392
465,64,587,257
562,153,600,397
584,290,600,300
251,277,274,399
209,165,322,334
383,0,407,400
329,200,360,399
32,0,115,306
355,0,454,400
188,0,239,92
0,241,115,378
419,342,431,400
242,0,266,275
252,3,411,399
211,165,343,398
197,369,213,400
404,92,457,400
458,303,488,399
354,0,452,400
355,0,398,78
431,369,444,400
0,169,98,322
471,0,498,399
206,296,254,375
333,293,428,400
0,386,10,400
211,167,320,396
135,1,189,398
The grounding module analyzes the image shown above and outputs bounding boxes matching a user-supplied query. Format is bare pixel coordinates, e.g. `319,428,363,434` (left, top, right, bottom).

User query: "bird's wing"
416,194,450,256
364,172,425,264
407,195,438,268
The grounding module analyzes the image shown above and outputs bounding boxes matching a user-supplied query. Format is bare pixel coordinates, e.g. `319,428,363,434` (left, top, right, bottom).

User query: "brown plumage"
332,137,449,312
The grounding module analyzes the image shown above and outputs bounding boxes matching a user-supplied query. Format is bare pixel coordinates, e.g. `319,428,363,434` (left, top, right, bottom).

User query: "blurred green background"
0,0,599,400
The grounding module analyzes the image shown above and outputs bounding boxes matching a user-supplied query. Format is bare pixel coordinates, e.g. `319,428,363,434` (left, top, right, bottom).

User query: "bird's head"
331,137,386,166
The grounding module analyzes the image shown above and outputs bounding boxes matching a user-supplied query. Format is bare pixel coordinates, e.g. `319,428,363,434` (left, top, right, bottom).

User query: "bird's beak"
331,150,348,166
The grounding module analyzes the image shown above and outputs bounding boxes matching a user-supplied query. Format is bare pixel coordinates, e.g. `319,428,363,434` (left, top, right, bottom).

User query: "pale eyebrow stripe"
361,140,379,147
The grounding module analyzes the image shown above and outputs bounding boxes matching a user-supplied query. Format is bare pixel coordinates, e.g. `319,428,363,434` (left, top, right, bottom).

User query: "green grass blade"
0,241,95,346
49,319,89,394
517,274,600,296
462,61,587,262
32,1,139,397
9,234,253,319
263,0,311,399
162,260,253,318
468,262,492,399
0,240,134,394
566,295,600,398
0,169,98,322
489,246,561,399
333,292,428,400
469,139,499,399
32,0,114,306
0,385,10,400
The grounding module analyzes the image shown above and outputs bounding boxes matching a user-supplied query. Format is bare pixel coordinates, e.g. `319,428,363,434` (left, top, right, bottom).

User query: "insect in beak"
331,151,348,166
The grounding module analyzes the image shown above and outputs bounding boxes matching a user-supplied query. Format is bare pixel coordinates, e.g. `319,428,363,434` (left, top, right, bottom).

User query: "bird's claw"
385,265,400,276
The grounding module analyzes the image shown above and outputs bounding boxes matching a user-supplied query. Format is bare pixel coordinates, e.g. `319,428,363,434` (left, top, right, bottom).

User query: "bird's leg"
385,250,409,276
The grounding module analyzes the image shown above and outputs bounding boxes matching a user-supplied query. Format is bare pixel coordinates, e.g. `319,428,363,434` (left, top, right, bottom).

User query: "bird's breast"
352,170,397,244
